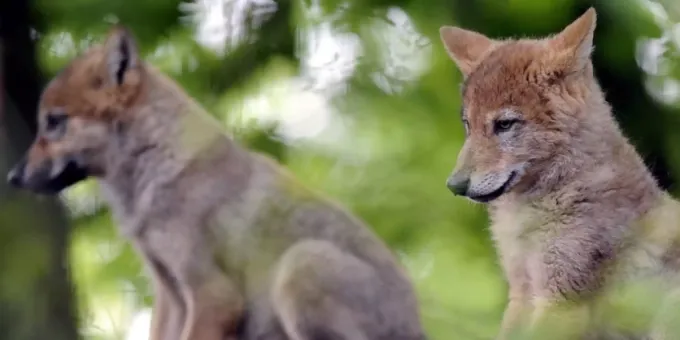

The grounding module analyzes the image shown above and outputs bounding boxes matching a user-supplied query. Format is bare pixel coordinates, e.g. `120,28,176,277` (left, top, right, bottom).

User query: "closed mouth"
32,161,90,195
468,171,517,203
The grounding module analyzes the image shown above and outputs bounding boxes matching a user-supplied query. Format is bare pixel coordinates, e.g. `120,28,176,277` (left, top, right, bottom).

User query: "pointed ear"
103,25,139,86
439,26,494,77
548,8,597,71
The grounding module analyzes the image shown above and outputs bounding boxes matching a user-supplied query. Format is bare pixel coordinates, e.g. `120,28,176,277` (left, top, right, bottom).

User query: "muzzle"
7,156,89,195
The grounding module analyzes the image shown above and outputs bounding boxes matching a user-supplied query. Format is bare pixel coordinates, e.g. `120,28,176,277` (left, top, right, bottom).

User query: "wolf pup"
6,26,426,340
440,7,680,340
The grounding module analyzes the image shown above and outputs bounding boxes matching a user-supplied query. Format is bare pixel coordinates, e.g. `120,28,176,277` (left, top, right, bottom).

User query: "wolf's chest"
490,204,549,249
489,204,557,296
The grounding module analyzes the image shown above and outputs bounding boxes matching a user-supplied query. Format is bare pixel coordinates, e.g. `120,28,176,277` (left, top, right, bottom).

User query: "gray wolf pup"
7,26,426,340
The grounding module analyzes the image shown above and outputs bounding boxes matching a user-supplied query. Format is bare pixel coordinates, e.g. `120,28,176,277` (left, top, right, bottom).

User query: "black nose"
7,161,25,188
446,174,470,196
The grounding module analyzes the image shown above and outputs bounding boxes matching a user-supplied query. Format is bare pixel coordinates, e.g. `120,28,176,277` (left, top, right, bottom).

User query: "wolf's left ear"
439,26,494,77
104,25,139,86
548,8,597,71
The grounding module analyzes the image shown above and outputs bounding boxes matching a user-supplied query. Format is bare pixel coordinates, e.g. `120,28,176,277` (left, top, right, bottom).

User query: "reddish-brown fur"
41,32,144,121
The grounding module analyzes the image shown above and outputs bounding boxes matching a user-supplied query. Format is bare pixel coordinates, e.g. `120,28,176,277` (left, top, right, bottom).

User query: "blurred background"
0,0,679,339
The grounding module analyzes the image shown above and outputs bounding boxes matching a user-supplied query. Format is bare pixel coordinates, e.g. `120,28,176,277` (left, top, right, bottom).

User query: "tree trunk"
0,0,79,339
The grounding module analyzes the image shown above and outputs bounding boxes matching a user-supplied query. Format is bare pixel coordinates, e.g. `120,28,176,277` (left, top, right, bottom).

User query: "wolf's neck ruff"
99,65,246,232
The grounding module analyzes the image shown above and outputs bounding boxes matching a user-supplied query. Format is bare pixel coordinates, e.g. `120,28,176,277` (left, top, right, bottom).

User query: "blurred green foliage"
7,0,680,339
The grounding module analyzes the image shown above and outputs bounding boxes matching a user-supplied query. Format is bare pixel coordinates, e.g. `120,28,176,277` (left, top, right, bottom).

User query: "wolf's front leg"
148,278,184,340
495,252,533,340
138,244,185,340
526,297,591,339
143,227,244,340
497,298,531,340
178,274,244,340
526,237,608,339
149,284,173,340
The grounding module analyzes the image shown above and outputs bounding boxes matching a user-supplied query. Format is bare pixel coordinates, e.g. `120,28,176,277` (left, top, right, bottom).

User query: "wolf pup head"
440,8,599,203
7,26,144,194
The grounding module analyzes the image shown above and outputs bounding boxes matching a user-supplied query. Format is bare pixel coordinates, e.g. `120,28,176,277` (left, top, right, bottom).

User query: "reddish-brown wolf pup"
442,7,680,340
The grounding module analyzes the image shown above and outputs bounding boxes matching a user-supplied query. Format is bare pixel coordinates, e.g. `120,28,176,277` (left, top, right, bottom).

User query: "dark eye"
45,112,68,132
494,118,519,134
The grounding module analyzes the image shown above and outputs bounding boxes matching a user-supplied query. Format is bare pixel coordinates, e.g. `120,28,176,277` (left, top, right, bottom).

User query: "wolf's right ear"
439,26,494,77
547,8,597,72
103,25,140,87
